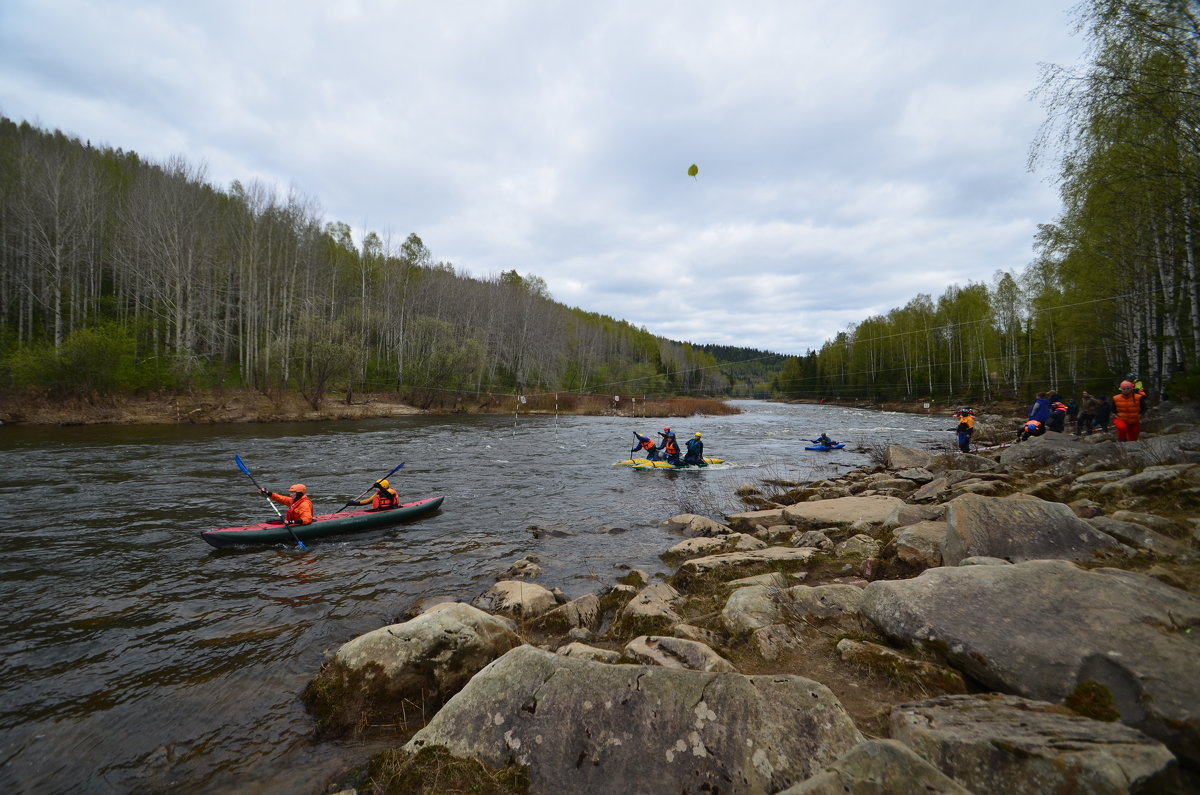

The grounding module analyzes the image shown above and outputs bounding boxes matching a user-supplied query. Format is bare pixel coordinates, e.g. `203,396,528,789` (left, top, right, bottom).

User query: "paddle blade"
235,455,252,477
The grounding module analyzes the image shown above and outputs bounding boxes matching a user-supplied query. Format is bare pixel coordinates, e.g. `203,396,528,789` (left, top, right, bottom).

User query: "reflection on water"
0,401,950,792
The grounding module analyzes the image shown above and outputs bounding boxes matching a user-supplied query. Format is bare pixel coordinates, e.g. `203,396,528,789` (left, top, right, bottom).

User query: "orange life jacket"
639,438,655,452
1112,392,1143,424
664,439,679,456
373,489,400,509
274,493,314,524
1023,419,1042,432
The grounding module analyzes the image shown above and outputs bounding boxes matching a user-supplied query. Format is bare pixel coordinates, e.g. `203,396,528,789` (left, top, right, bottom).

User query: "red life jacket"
284,495,313,524
374,489,400,509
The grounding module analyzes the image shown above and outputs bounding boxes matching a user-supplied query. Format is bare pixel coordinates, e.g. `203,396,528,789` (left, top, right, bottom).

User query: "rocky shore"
305,404,1200,794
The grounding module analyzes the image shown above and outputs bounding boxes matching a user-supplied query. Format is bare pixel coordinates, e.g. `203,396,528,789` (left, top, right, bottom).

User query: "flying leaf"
687,164,699,179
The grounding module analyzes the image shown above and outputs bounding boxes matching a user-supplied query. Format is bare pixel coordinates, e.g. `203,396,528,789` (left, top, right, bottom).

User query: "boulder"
671,546,820,591
664,513,734,537
793,530,834,549
305,602,521,735
883,502,947,528
886,445,933,470
1088,516,1187,558
860,560,1200,765
725,507,787,532
529,592,602,633
928,452,1001,473
557,642,620,663
622,635,736,672
910,477,949,503
891,694,1179,794
472,579,558,618
885,520,946,572
613,582,684,634
404,645,864,794
941,493,1123,565
777,739,970,794
782,495,905,532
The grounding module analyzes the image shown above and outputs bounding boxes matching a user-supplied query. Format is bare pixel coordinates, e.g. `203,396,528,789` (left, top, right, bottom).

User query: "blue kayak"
805,443,845,451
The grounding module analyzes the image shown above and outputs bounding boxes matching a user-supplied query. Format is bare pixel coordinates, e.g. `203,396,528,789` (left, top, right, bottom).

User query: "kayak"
631,459,724,470
614,457,725,467
805,443,845,451
201,496,445,549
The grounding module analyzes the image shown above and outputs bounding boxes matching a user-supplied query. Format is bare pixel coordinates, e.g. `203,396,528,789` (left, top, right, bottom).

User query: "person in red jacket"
1111,380,1145,441
260,483,314,524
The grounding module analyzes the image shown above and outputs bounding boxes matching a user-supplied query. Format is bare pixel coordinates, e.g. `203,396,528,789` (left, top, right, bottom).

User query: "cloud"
0,0,1083,355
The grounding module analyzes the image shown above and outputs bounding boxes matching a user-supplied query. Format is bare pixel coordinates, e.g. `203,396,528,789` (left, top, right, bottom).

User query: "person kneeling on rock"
1017,419,1045,442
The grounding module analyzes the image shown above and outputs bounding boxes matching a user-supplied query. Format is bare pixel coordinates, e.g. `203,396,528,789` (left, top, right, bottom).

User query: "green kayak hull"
201,496,445,548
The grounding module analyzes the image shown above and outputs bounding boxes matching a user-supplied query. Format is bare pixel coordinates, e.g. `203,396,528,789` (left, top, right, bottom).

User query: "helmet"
1126,372,1137,379
377,479,390,489
288,483,307,494
663,426,671,432
695,432,702,437
1120,380,1135,389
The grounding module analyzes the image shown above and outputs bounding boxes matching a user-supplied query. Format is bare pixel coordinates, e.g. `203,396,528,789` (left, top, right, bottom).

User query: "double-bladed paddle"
234,454,307,551
339,462,405,512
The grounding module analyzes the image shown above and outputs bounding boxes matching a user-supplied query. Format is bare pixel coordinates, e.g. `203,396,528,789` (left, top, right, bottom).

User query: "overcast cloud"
0,1,1084,355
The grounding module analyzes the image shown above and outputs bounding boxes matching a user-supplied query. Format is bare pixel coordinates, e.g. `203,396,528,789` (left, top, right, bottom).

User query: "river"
0,400,950,793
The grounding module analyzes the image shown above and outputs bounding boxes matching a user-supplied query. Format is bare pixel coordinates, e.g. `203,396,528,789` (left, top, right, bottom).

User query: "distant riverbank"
0,389,740,426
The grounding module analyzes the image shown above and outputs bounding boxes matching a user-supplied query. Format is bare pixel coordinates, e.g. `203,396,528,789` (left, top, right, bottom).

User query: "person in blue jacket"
630,432,661,461
810,432,837,447
1027,391,1052,425
683,432,705,465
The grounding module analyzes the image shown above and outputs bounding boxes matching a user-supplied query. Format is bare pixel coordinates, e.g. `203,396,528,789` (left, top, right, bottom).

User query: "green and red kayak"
201,496,445,549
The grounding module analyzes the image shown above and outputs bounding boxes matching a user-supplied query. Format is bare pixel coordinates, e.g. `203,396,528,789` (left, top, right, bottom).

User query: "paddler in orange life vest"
351,479,400,510
1018,419,1044,442
657,426,682,465
1112,380,1146,441
631,432,661,461
260,483,314,525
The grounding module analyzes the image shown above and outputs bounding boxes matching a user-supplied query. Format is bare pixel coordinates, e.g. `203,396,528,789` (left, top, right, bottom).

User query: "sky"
0,1,1087,356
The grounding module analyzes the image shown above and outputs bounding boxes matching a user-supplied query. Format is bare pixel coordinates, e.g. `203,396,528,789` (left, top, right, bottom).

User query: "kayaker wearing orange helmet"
1112,380,1145,441
351,479,400,510
260,483,314,525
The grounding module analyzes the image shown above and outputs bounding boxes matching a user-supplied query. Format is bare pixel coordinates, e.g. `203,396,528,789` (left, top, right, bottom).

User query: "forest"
2,0,1195,412
774,0,1200,406
0,122,774,409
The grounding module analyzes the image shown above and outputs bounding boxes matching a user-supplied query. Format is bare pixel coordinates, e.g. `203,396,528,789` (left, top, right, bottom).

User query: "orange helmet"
288,483,307,494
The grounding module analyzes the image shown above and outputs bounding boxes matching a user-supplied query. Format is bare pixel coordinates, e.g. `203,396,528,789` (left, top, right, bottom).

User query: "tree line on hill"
773,0,1199,406
0,118,777,407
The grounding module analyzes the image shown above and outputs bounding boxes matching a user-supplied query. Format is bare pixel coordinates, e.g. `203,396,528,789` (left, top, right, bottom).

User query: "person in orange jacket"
1111,380,1145,441
1018,419,1044,442
260,483,314,524
350,479,400,510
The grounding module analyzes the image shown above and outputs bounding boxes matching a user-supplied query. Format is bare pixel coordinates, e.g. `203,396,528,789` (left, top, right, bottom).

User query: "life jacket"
373,488,400,509
1051,402,1067,414
638,437,655,452
281,494,314,525
958,415,975,433
1023,419,1042,433
1112,392,1143,424
664,438,679,456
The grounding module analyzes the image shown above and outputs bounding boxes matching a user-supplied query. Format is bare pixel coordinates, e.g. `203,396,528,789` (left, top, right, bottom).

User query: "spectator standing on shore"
1047,392,1069,433
1112,380,1146,441
954,408,975,453
1075,391,1101,435
1094,395,1114,432
1027,391,1052,426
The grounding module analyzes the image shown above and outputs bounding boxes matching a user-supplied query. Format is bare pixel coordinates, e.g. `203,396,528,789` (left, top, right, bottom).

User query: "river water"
0,400,950,793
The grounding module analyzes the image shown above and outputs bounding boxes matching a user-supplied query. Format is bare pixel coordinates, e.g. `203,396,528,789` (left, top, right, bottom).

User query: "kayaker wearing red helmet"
260,483,314,524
